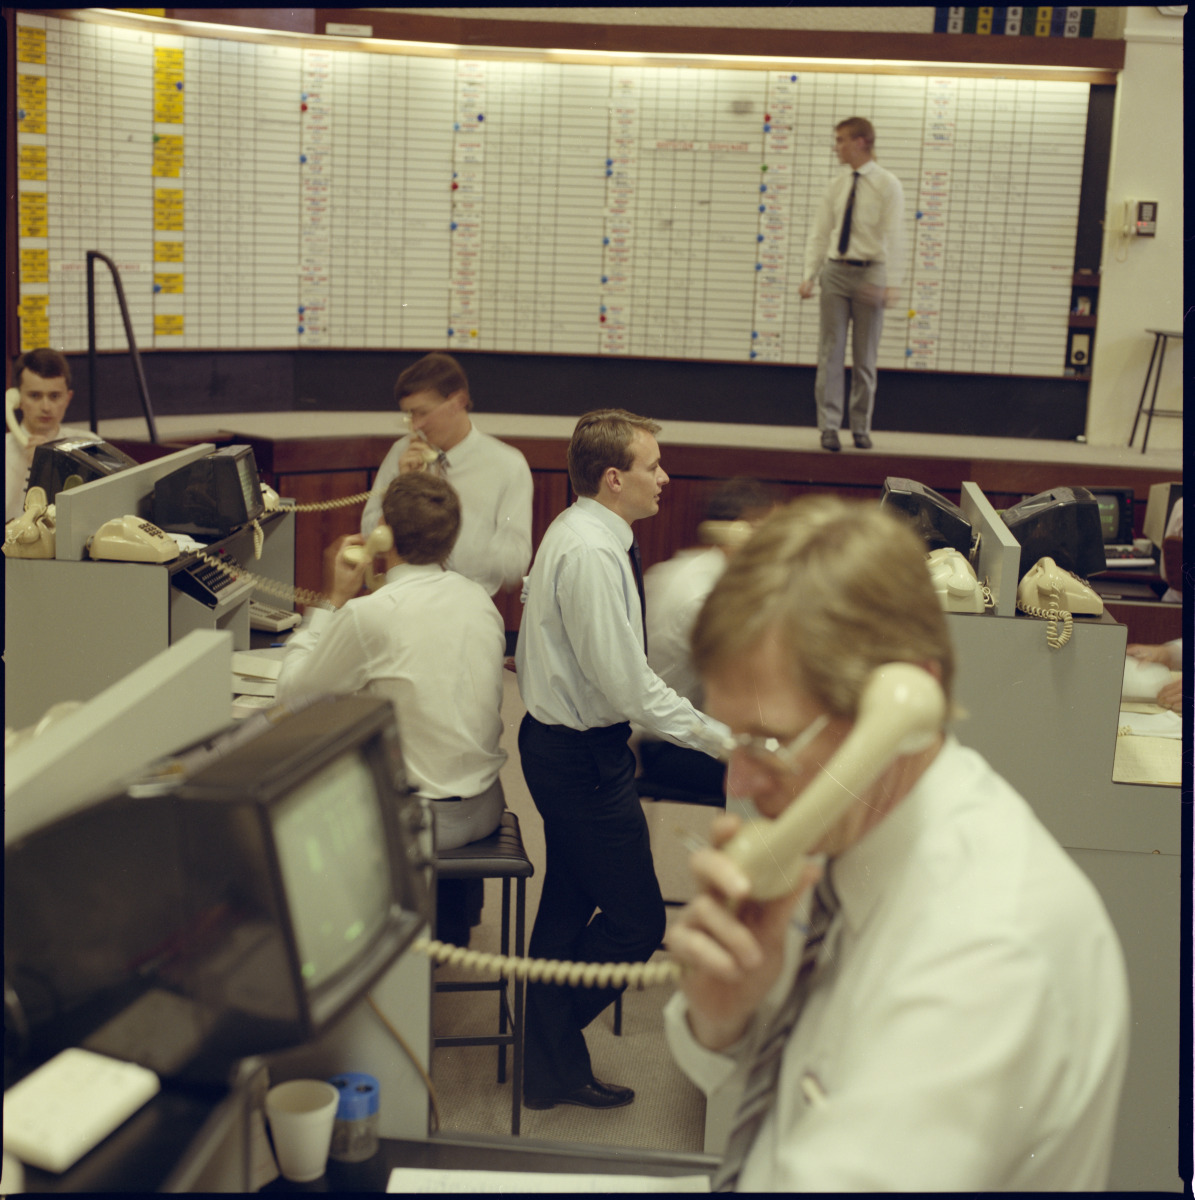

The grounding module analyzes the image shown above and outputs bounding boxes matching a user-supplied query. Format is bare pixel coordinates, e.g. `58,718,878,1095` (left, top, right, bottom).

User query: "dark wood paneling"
1103,601,1182,647
308,9,1124,70
275,470,372,601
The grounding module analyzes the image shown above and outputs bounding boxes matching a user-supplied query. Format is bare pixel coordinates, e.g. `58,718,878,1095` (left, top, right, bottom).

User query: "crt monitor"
26,435,138,504
1000,486,1106,581
878,477,974,556
1082,485,1134,546
4,695,427,1087
151,444,265,539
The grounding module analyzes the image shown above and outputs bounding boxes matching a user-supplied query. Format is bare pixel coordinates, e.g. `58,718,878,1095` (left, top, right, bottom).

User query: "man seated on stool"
278,472,507,946
637,477,778,798
665,496,1129,1191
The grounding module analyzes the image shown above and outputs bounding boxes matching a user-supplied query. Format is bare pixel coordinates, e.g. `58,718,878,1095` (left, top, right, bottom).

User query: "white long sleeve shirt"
644,546,728,709
665,737,1129,1192
803,159,906,283
361,424,532,597
275,562,507,799
515,497,728,754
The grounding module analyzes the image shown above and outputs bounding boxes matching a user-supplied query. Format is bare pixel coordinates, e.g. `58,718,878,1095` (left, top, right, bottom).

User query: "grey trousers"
430,776,506,851
814,259,887,434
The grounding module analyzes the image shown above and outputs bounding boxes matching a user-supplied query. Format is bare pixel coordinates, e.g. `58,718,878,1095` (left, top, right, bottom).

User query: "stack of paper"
232,650,284,699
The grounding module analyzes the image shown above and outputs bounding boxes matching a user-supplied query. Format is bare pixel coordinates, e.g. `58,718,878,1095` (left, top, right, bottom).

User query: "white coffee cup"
265,1079,340,1182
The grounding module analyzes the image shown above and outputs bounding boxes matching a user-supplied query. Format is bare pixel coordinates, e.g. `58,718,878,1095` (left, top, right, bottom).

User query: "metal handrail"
85,250,159,443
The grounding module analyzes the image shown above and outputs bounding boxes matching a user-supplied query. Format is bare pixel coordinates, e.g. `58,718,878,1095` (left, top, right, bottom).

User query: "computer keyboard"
3,1048,160,1173
1104,545,1156,569
249,600,301,632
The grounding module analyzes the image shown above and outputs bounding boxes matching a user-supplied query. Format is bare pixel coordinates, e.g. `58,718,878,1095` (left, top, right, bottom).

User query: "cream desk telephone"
3,486,56,559
1015,556,1103,650
413,663,947,987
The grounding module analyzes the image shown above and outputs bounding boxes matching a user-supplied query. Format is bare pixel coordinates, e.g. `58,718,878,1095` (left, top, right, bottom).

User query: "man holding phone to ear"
361,352,532,598
6,348,90,522
278,472,507,942
665,497,1129,1191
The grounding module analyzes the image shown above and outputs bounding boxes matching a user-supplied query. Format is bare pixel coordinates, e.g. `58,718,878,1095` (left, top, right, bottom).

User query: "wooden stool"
1128,329,1183,452
432,810,534,1136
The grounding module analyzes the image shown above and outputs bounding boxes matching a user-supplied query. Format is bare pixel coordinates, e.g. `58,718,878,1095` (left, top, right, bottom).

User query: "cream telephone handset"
6,386,28,448
1016,556,1103,649
719,663,946,903
926,547,988,613
343,524,394,591
3,486,56,559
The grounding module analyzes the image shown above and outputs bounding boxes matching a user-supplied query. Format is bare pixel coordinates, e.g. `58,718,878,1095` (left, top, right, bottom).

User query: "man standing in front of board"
799,117,905,453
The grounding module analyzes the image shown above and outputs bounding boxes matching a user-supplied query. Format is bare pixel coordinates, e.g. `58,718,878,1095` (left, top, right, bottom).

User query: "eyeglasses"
715,714,831,777
401,395,452,427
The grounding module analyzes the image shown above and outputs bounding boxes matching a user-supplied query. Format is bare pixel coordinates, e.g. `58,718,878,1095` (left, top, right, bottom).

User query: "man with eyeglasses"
361,352,532,598
665,497,1129,1191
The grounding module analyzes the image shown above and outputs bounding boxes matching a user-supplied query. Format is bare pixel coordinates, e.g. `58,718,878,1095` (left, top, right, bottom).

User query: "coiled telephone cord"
413,936,682,989
194,549,333,609
1017,599,1073,649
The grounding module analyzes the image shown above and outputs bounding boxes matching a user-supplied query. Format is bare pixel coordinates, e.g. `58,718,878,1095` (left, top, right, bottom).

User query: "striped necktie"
712,863,841,1192
837,171,859,257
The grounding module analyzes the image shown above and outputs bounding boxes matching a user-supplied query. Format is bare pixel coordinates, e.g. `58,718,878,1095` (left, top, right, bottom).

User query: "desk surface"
263,1132,718,1192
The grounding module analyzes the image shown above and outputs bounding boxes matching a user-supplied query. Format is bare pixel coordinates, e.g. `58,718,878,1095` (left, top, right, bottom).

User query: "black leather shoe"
820,429,841,452
853,432,873,449
524,1078,635,1110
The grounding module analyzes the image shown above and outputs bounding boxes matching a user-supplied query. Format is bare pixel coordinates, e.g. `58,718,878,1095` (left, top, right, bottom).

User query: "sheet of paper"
1112,734,1182,786
1116,709,1182,740
232,650,284,680
387,1167,709,1193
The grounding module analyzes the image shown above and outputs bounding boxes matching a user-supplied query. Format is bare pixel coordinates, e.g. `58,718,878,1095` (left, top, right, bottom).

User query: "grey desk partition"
5,510,294,729
959,480,1021,617
4,630,233,847
946,607,1180,1192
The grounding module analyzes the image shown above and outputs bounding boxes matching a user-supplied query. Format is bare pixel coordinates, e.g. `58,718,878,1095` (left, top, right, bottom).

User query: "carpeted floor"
427,675,717,1154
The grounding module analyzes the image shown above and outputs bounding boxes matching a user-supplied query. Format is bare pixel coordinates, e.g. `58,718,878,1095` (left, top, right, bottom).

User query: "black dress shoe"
820,429,841,452
853,432,873,449
524,1078,635,1110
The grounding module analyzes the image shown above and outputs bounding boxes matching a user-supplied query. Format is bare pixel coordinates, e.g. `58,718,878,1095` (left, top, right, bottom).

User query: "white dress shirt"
644,546,727,709
275,562,507,800
516,497,728,754
5,425,93,522
665,736,1129,1191
361,424,532,597
803,159,905,283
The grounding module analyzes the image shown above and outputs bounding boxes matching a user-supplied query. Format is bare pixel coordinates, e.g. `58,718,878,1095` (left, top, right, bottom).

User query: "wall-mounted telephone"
413,663,947,988
87,515,180,564
3,486,56,559
1121,199,1157,238
1015,556,1103,649
926,547,988,613
6,385,29,448
343,524,394,591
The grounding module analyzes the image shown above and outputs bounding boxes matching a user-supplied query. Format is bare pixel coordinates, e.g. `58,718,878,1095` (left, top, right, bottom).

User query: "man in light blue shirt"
515,409,729,1112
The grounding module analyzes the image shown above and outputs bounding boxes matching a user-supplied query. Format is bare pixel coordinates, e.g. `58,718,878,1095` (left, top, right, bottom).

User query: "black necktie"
837,171,859,257
628,539,647,652
712,864,841,1192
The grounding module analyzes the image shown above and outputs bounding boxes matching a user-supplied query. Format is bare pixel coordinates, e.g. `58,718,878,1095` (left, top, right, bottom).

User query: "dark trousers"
639,738,726,801
518,713,666,1098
